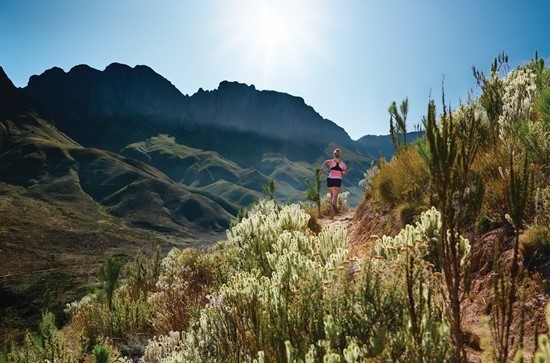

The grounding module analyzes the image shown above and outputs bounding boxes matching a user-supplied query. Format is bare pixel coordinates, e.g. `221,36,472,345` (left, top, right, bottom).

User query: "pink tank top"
328,159,346,179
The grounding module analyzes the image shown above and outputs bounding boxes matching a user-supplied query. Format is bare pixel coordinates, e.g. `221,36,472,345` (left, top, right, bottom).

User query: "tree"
306,168,322,215
473,52,508,143
93,344,111,363
422,92,484,362
99,257,122,310
388,97,408,152
262,179,276,201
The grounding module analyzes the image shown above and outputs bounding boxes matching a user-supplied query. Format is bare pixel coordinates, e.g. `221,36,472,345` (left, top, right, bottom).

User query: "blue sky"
1,0,548,139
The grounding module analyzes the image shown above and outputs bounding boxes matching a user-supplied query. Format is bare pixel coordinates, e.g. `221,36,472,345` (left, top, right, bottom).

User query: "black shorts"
327,178,342,188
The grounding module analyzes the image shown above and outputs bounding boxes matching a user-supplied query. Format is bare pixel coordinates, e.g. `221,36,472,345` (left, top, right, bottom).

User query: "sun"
214,0,327,86
258,3,291,55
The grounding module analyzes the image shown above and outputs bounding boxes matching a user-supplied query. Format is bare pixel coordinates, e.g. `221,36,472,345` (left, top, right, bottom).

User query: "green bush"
93,344,111,363
521,225,550,271
534,303,550,362
5,311,82,363
371,146,429,210
148,248,214,334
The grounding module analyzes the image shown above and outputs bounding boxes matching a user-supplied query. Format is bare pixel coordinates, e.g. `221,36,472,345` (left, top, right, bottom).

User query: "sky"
1,0,549,139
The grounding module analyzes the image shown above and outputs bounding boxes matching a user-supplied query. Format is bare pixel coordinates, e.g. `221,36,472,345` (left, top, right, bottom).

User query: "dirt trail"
324,205,546,362
317,209,356,231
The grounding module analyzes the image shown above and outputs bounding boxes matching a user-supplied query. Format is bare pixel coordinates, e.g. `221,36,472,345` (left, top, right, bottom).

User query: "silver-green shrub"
144,201,454,362
148,248,213,334
533,303,550,363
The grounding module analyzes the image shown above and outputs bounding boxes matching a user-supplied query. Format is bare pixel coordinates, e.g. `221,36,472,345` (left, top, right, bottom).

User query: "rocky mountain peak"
0,66,39,118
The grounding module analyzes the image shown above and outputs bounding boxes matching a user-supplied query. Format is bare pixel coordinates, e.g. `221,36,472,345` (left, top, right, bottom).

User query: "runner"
318,148,348,219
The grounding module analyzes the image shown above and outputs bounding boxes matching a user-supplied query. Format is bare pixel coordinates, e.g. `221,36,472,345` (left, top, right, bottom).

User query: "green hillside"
0,74,235,343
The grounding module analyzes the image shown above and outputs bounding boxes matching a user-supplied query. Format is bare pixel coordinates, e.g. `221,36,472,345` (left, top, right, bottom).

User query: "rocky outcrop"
187,80,351,143
26,63,188,122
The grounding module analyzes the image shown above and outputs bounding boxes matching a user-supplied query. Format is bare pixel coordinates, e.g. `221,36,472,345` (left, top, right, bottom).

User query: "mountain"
354,131,425,159
24,63,352,154
0,67,234,333
23,63,384,206
1,67,235,234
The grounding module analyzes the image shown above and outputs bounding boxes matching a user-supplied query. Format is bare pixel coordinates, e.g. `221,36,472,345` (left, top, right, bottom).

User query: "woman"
318,148,348,218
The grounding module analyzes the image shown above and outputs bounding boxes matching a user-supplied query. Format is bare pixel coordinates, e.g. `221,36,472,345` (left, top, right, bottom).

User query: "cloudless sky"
1,0,549,139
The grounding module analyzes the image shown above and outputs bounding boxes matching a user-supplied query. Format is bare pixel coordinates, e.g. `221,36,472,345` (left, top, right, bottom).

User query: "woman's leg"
328,186,335,219
332,187,341,209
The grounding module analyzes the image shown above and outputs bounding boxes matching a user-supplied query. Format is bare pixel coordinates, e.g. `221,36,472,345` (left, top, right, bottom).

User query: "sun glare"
214,0,328,87
260,7,286,49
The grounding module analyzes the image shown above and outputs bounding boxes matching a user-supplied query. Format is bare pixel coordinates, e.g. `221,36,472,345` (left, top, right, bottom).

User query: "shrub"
472,142,510,225
148,248,214,334
359,160,379,198
371,146,429,209
93,344,111,363
65,287,154,353
6,311,82,363
534,303,550,362
144,202,454,362
520,225,550,271
300,202,322,234
395,199,423,226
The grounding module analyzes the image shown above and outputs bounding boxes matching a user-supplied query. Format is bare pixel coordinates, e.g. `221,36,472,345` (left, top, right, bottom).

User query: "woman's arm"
318,160,328,176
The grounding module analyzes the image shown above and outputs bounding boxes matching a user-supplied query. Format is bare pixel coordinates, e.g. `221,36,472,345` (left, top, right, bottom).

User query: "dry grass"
472,143,511,227
371,147,429,207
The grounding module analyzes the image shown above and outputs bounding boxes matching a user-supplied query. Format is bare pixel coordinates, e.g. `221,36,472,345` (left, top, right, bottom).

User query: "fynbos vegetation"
2,52,549,362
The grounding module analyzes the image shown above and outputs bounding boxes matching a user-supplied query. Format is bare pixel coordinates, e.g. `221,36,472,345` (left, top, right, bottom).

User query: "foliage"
358,160,379,198
65,288,155,353
99,257,123,310
262,179,276,201
534,304,550,362
388,97,409,151
93,344,111,363
138,202,454,362
498,67,537,145
305,168,322,215
421,88,485,361
370,144,429,228
521,225,550,272
124,246,162,302
471,142,510,227
473,51,509,143
5,311,82,363
300,202,322,234
147,247,214,334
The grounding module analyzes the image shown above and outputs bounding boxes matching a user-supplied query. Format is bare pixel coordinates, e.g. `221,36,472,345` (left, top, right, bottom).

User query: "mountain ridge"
1,65,244,335
22,62,415,206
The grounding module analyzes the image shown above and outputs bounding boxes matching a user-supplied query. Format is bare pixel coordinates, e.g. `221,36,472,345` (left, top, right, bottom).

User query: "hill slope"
0,67,234,336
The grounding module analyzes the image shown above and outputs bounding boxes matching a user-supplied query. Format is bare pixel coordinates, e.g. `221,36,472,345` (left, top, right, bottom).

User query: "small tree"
306,168,322,215
93,344,111,363
99,257,122,310
473,52,508,143
262,179,276,201
422,91,484,362
388,97,409,152
491,154,532,362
